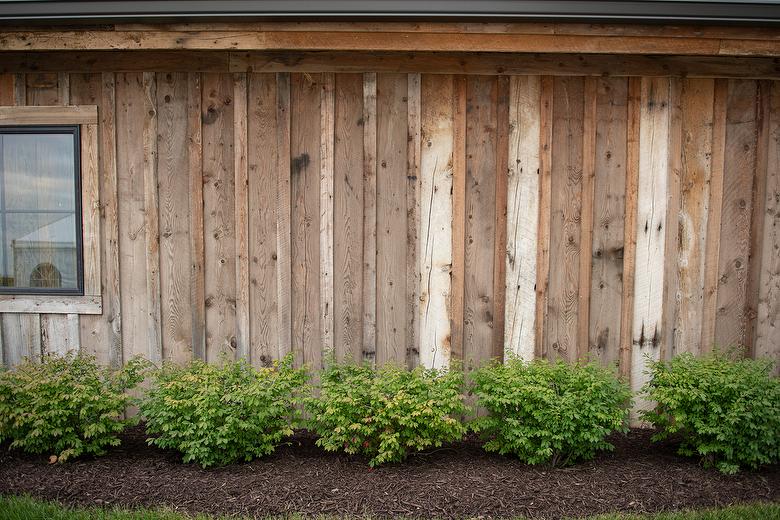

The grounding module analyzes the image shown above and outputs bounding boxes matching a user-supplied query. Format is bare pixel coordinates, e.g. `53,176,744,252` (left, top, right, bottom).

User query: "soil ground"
0,426,777,519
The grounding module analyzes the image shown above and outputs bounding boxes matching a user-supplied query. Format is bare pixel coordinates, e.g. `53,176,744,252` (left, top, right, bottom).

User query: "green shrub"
0,354,147,462
306,363,468,466
471,358,631,466
140,355,306,468
641,352,780,474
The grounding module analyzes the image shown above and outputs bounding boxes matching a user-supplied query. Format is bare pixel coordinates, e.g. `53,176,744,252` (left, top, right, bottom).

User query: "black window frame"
0,125,84,296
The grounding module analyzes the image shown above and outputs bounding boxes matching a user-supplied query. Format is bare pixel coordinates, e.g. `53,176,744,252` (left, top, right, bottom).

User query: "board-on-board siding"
0,70,778,404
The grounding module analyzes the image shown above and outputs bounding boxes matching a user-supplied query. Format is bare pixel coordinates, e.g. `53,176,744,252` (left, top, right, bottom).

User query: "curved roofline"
0,1,779,25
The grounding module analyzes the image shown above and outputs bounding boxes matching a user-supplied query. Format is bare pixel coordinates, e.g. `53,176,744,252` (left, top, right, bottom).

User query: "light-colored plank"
0,105,98,124
41,314,77,357
0,295,102,314
504,75,541,361
81,123,101,297
546,76,584,363
248,72,279,366
754,81,780,375
290,73,322,369
157,72,194,365
1,315,25,366
419,74,454,370
320,72,335,360
375,73,408,366
463,75,498,369
631,77,671,416
535,76,554,359
578,77,598,362
275,72,292,360
493,76,510,362
142,72,162,365
450,75,467,363
361,72,377,365
187,72,205,361
21,315,41,361
25,72,61,105
406,72,421,368
233,72,250,362
670,79,715,357
333,73,364,363
13,73,25,106
588,77,629,367
714,80,759,350
202,73,236,361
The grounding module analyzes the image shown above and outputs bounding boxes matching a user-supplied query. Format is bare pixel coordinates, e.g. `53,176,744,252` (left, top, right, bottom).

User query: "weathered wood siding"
1,68,778,381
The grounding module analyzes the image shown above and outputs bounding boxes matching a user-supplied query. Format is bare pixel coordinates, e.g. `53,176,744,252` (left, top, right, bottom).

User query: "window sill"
0,295,101,314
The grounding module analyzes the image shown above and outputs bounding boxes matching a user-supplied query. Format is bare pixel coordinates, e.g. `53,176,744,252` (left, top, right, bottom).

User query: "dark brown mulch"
0,427,777,520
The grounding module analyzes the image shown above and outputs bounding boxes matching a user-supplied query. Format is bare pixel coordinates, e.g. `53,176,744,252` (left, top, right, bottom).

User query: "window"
0,105,101,315
0,126,83,295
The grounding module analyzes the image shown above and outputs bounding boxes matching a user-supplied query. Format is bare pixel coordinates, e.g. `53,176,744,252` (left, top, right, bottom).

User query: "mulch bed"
0,426,778,519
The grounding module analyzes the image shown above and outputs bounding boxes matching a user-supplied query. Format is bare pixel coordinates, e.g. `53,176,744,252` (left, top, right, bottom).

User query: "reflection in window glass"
0,128,81,293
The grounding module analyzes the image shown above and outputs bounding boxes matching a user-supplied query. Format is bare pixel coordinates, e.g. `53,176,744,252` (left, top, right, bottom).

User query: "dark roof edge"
1,1,780,26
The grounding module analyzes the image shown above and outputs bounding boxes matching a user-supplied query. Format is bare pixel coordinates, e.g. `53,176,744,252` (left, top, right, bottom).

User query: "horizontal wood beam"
1,30,780,56
2,51,780,79
0,104,98,124
0,295,102,314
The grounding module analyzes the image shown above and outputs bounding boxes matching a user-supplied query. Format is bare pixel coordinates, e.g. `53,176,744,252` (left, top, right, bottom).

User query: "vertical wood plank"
320,72,335,361
419,74,454,370
202,73,236,361
143,72,162,365
406,72,421,368
334,73,365,363
276,72,293,360
290,73,322,369
248,73,279,366
493,76,510,363
13,73,25,106
535,76,554,360
464,75,498,369
376,73,408,366
714,80,759,350
1,315,25,365
504,75,541,361
754,81,780,375
450,75,467,363
188,73,206,361
671,79,715,357
361,72,378,365
0,74,14,105
25,73,60,105
631,77,671,415
156,72,193,365
546,76,585,363
589,77,629,367
578,77,598,362
233,72,250,362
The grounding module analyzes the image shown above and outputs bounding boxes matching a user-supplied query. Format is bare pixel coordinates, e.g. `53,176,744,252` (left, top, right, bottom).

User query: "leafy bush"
140,355,306,468
471,358,631,466
641,352,780,474
0,354,147,462
306,363,468,466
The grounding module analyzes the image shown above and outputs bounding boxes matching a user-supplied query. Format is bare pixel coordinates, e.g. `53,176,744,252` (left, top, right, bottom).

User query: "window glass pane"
0,130,80,292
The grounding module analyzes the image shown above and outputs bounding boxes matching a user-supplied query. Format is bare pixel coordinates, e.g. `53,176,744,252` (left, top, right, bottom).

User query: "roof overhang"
1,0,779,26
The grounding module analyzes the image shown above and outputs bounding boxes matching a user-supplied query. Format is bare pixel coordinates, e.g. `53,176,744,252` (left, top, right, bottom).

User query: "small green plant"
0,353,148,462
471,358,631,466
641,351,780,474
140,354,307,468
306,362,468,466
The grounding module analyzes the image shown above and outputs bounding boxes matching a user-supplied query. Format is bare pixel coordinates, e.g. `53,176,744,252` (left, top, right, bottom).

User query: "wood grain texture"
290,72,322,370
419,74,454,370
333,73,364,363
0,105,97,125
320,72,335,362
247,73,279,366
671,79,715,356
631,77,671,416
188,72,206,361
493,76,510,363
535,76,554,359
450,75,467,363
275,73,292,360
504,75,541,361
546,76,584,363
406,72,421,368
464,75,498,369
0,74,13,105
588,78,628,367
202,73,236,361
233,73,250,362
754,81,780,375
156,72,193,365
714,80,759,350
375,73,408,366
361,72,377,365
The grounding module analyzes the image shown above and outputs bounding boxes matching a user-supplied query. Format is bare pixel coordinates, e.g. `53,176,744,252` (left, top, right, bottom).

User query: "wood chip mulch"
0,426,778,519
